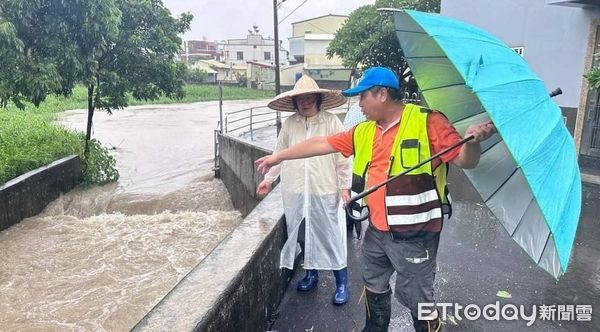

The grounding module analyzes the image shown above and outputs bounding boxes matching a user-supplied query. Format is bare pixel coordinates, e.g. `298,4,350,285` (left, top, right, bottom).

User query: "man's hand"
465,120,497,143
340,190,350,206
453,120,498,169
255,154,281,174
256,180,272,197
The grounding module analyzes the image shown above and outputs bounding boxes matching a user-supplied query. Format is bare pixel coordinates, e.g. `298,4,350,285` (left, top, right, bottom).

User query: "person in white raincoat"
256,75,352,305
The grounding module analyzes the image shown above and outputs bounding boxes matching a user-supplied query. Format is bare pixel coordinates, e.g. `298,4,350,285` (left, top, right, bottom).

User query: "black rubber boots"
361,288,391,332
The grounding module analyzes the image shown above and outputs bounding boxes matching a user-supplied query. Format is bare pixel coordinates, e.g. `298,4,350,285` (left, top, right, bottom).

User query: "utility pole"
273,0,283,134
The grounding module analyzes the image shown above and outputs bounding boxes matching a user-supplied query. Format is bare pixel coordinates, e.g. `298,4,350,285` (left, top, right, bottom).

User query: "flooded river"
0,100,269,331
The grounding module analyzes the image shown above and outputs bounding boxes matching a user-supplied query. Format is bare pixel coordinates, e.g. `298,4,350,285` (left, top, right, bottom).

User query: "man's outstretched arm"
255,136,336,174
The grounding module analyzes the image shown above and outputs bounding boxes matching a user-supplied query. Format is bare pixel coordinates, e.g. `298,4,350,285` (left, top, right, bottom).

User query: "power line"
279,0,309,24
285,13,332,35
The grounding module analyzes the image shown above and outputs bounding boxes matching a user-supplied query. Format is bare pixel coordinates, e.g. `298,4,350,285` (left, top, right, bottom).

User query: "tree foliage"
327,0,440,81
0,0,192,184
95,0,192,113
184,67,210,84
584,57,600,91
0,0,192,142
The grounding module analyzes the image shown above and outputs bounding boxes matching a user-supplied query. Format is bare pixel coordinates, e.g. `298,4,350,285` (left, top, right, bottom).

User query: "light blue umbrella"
389,9,581,279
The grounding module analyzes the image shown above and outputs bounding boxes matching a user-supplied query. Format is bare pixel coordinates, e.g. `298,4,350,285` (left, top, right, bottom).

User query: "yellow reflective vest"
352,104,451,234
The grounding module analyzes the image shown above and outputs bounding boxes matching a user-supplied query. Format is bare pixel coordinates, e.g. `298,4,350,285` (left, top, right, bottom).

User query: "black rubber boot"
361,288,391,332
412,315,442,332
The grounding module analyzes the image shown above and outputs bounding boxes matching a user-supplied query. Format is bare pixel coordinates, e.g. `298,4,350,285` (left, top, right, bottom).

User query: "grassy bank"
141,84,274,105
10,84,274,116
1,84,273,185
0,110,118,185
0,111,84,184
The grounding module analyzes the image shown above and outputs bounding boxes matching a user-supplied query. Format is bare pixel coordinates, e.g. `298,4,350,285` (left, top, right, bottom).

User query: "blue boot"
297,269,318,291
332,268,349,305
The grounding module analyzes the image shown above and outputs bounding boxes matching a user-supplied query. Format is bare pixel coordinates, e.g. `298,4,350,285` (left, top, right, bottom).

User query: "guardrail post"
250,108,254,141
214,129,220,178
219,83,224,133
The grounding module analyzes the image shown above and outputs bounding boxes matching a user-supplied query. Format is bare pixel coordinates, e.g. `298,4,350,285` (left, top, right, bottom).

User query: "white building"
222,32,288,66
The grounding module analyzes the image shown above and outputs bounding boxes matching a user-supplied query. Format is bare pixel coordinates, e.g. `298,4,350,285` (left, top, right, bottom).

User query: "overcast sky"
162,0,374,47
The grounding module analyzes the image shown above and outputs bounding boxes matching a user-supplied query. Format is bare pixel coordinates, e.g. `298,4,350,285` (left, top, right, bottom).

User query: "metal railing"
222,104,351,136
212,93,422,177
213,103,350,177
222,106,290,140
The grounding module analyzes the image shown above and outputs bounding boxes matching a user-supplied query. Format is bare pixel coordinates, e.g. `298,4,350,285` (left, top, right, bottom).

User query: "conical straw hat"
267,75,347,112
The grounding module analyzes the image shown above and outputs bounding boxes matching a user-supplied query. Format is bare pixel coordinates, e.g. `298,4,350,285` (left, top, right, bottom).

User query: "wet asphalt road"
270,172,599,332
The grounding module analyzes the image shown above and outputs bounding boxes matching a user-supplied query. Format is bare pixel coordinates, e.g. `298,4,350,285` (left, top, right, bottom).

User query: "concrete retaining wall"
217,134,272,217
0,155,81,230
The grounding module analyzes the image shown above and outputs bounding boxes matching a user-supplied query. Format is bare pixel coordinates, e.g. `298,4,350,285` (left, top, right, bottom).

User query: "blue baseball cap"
342,67,400,97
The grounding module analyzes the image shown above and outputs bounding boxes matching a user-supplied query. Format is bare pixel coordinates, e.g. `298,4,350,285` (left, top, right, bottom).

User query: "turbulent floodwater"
0,100,269,331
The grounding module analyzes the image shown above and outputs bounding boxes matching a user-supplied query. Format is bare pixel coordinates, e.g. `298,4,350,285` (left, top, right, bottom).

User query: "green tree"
79,0,192,150
0,0,192,148
0,1,75,109
0,7,24,108
184,67,210,84
326,0,440,81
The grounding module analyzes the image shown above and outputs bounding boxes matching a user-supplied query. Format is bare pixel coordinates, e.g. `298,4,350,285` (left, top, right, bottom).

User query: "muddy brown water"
0,100,270,331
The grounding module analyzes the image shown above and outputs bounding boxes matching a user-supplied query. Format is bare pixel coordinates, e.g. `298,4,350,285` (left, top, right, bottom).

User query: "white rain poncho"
264,111,351,270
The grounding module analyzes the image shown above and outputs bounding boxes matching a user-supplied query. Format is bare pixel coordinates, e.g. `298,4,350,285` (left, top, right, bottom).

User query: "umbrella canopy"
390,9,581,279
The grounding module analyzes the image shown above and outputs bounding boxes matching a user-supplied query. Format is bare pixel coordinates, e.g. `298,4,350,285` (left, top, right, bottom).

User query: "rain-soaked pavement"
270,174,600,331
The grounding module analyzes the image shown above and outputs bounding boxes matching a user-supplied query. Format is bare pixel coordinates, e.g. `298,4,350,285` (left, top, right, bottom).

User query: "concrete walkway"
270,178,600,331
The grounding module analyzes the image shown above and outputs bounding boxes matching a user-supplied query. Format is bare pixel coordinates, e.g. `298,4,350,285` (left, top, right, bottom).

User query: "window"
236,51,244,60
264,52,271,60
511,46,525,57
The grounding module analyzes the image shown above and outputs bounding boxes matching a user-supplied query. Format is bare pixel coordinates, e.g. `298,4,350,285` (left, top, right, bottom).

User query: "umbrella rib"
405,56,447,60
421,83,465,93
481,137,502,155
452,110,486,125
483,167,518,204
509,198,534,238
536,232,553,265
395,29,427,34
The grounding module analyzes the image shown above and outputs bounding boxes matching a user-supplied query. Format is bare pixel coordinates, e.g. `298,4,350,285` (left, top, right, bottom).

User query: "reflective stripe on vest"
387,208,442,226
385,189,439,206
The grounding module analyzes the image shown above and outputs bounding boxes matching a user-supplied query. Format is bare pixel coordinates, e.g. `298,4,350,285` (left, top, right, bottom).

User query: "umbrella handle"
345,135,475,222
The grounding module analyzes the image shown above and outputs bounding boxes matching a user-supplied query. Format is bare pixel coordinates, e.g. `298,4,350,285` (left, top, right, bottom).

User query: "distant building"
441,0,600,169
247,61,276,90
285,14,351,91
193,59,246,84
288,14,347,64
179,39,221,64
188,61,218,83
222,27,288,66
280,63,305,91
